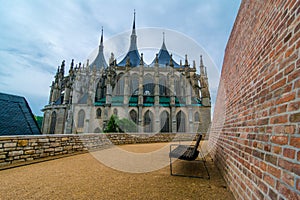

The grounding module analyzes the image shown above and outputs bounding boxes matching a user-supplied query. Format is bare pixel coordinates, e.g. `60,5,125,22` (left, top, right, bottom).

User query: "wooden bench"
169,134,210,179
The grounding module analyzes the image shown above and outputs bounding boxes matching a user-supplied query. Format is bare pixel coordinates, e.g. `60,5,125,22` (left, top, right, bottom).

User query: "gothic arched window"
95,77,107,102
130,74,139,95
175,76,181,97
181,77,187,97
94,127,101,133
159,76,167,96
113,108,118,116
100,87,106,99
130,109,138,124
160,111,170,133
144,110,153,133
194,112,200,122
143,74,154,95
49,111,56,134
78,109,85,128
96,108,102,118
176,111,186,133
115,73,124,96
129,109,138,132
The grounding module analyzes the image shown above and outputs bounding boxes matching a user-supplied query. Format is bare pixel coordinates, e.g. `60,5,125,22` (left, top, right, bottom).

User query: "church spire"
118,10,141,67
200,55,203,66
132,9,136,34
129,10,137,51
100,26,104,47
89,27,108,69
199,55,206,76
161,32,167,50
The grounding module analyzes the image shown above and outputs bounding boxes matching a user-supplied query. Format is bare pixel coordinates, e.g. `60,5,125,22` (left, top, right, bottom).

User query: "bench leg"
199,149,210,179
169,159,210,179
169,156,173,175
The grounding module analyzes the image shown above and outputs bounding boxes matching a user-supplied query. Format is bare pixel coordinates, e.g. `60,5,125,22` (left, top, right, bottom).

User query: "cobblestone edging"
0,133,200,169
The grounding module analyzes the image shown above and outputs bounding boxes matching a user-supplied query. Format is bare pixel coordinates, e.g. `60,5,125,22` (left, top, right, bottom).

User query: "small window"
144,110,153,133
176,111,186,133
94,127,101,133
78,109,85,128
50,111,56,134
96,108,102,118
113,108,118,116
194,112,200,122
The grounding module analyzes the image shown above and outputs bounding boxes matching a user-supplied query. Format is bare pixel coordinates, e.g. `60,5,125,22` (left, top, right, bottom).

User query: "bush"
104,115,119,133
104,115,138,133
35,116,43,129
117,118,138,133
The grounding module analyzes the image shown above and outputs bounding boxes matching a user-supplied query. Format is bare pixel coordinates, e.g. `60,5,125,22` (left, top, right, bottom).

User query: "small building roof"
0,93,41,135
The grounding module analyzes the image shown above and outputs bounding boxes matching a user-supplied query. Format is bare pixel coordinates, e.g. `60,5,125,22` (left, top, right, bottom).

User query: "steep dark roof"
89,28,108,69
0,93,41,136
89,48,108,69
118,50,141,67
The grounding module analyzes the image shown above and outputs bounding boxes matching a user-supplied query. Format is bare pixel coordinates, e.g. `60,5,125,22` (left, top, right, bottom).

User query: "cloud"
0,0,241,115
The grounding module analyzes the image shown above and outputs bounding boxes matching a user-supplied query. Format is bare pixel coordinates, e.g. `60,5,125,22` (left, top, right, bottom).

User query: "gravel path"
0,143,234,200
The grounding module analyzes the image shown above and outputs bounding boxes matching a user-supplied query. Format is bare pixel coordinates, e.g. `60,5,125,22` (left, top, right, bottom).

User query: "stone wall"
209,0,300,199
0,133,199,169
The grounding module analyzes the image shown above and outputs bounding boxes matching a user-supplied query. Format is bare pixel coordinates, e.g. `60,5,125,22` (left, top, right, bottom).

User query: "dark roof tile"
0,93,41,136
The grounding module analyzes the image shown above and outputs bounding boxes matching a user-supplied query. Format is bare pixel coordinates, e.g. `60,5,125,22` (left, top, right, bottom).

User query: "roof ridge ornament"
170,54,174,67
200,55,204,66
126,56,130,67
185,54,189,67
155,53,159,64
140,53,144,66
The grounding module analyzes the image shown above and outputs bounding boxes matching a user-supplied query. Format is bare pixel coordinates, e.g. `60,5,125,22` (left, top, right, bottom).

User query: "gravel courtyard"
0,142,234,200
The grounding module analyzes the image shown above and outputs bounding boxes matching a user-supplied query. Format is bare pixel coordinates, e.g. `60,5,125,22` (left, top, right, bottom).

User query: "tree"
104,115,119,133
104,115,138,133
34,116,43,129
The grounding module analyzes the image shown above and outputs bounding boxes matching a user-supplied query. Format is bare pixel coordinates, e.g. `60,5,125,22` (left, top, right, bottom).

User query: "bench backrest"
192,134,202,154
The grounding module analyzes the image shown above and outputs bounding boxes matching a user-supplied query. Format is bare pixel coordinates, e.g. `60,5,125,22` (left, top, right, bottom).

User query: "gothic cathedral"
41,13,211,134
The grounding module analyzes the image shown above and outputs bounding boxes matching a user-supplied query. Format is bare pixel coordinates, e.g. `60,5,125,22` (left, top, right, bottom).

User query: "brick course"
209,0,300,199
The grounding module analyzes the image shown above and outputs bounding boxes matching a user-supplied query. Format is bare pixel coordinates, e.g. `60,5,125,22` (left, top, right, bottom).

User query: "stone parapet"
0,133,200,169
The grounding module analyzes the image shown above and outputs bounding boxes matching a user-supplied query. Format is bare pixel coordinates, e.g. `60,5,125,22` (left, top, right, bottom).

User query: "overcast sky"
0,0,241,115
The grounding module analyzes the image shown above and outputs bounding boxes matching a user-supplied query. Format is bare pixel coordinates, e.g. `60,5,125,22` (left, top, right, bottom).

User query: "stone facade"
42,14,211,135
209,0,300,199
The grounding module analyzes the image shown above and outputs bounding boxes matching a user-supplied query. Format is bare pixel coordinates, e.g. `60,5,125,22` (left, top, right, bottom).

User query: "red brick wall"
209,0,300,199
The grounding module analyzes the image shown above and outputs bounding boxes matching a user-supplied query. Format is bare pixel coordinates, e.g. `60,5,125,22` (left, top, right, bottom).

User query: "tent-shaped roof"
89,28,108,69
150,34,180,68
